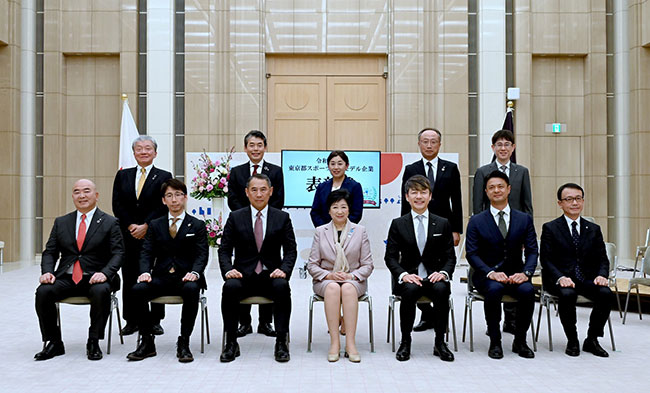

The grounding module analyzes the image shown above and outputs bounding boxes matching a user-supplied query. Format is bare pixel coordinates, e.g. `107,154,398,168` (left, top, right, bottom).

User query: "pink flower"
209,231,216,238
201,172,208,178
199,186,204,192
215,160,221,166
216,238,221,245
209,167,215,173
217,182,224,189
223,186,228,193
219,177,227,184
206,184,214,191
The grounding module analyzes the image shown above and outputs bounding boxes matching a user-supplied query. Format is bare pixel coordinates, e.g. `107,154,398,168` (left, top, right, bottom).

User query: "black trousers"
121,236,164,323
396,280,450,341
475,279,535,343
131,274,201,338
238,304,273,326
35,275,111,342
546,280,613,340
222,272,291,338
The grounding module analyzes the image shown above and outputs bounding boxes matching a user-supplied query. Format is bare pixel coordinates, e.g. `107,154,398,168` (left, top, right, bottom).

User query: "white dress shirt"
496,160,511,177
66,207,97,274
398,210,449,283
168,211,186,228
249,159,265,176
490,204,511,231
422,156,439,182
135,163,153,194
564,215,581,235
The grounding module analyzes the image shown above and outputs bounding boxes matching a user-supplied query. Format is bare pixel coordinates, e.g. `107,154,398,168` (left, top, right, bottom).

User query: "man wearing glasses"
540,183,614,357
472,129,533,335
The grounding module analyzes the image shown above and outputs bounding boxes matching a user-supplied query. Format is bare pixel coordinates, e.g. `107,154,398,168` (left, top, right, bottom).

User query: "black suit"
132,214,209,337
227,160,284,327
466,208,538,343
35,209,124,342
219,206,297,337
540,216,613,340
385,212,456,339
472,162,533,216
112,166,172,323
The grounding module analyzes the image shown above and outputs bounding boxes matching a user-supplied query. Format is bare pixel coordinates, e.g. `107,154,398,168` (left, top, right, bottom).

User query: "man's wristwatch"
523,270,534,279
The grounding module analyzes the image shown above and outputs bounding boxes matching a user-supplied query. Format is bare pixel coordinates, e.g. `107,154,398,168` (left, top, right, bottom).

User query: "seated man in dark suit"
127,179,208,363
35,179,124,361
385,175,456,362
219,174,297,363
466,170,538,359
540,183,614,357
227,130,284,338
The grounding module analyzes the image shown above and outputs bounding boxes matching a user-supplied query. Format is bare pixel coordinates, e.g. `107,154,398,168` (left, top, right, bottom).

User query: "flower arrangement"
204,215,225,248
190,149,233,200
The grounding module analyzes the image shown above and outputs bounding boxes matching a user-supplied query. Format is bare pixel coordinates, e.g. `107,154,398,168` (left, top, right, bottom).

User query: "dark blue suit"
310,176,364,227
466,207,538,342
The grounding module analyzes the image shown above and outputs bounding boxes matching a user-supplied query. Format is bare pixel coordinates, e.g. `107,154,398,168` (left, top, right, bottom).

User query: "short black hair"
557,183,584,201
326,189,351,211
484,170,510,189
246,173,272,188
244,130,267,147
161,178,187,197
418,127,442,142
404,174,431,194
491,129,515,145
327,150,349,166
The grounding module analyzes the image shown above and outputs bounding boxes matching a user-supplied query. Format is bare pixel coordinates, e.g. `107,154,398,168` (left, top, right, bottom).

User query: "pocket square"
432,233,443,237
186,233,195,237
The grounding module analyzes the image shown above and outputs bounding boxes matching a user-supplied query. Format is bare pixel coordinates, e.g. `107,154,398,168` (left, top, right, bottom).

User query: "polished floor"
0,261,648,393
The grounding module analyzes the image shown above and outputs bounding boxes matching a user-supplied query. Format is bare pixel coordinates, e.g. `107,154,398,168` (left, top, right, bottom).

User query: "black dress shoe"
502,321,517,335
512,341,535,358
120,323,139,336
220,341,240,362
565,339,580,357
257,322,277,337
86,339,103,361
583,337,609,357
237,324,253,338
34,341,65,361
433,342,454,362
488,341,503,359
274,339,290,363
152,323,164,336
413,320,434,332
396,341,411,361
127,334,156,361
176,336,194,363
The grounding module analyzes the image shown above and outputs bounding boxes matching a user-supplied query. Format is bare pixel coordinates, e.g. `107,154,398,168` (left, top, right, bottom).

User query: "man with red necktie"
34,179,124,361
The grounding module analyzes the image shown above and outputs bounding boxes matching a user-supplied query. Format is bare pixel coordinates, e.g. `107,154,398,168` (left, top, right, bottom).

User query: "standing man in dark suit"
540,183,614,357
127,179,209,363
34,179,124,361
386,175,456,362
472,129,533,334
227,130,284,338
219,174,297,363
112,135,172,336
466,170,538,359
400,128,462,332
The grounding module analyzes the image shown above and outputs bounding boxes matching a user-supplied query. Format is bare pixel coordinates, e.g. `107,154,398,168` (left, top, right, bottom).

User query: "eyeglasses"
560,196,584,203
494,142,513,148
164,192,186,199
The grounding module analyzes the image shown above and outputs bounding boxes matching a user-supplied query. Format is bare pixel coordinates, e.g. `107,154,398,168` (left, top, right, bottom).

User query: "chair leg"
307,295,314,353
468,300,474,352
367,296,374,353
462,298,468,343
614,283,623,319
636,287,643,320
391,299,396,353
535,298,543,342
115,298,124,345
201,300,205,354
386,299,391,344
450,301,458,352
107,302,113,355
623,285,632,324
607,315,616,351
547,298,553,352
56,303,61,328
529,317,537,352
204,301,211,345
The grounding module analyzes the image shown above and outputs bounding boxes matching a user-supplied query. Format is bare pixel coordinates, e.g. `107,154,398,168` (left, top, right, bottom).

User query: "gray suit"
472,162,533,216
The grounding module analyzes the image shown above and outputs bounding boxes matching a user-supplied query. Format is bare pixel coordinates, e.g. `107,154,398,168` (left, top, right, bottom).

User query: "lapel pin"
264,166,269,172
441,166,446,172
152,174,157,180
188,223,192,227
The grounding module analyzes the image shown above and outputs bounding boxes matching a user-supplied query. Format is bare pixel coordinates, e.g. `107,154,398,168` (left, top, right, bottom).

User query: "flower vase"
211,197,225,221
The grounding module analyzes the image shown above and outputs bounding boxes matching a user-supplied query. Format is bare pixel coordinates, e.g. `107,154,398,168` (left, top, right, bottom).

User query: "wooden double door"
267,55,386,152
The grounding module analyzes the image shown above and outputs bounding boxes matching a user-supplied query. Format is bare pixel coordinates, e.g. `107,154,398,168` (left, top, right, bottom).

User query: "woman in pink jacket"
308,189,374,363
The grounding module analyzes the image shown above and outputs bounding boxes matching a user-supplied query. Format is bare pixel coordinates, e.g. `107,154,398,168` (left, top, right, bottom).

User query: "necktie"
500,165,507,175
498,211,507,239
254,211,264,274
253,164,259,175
426,162,435,191
169,217,180,238
416,215,427,277
136,167,146,199
73,214,86,284
571,221,585,281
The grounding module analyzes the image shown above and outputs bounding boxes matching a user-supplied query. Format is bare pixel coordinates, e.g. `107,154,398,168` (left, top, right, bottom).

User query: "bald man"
35,179,124,361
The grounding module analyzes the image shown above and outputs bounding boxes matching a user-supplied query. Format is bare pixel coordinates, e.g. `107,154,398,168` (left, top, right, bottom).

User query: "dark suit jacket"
139,214,209,288
466,208,538,286
540,216,609,286
41,209,124,280
400,158,463,233
310,176,364,227
384,212,456,290
472,162,533,215
112,166,173,239
227,161,284,211
218,206,297,279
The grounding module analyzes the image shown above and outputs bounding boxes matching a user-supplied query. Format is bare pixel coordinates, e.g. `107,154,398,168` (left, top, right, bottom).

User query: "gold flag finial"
121,93,128,101
507,100,514,108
